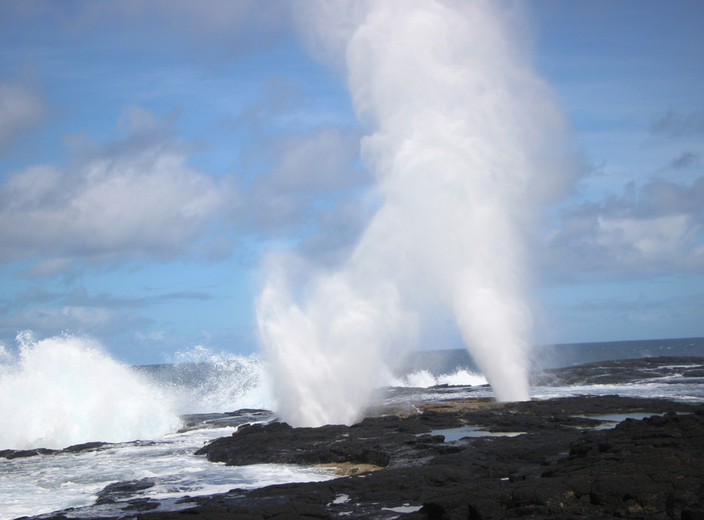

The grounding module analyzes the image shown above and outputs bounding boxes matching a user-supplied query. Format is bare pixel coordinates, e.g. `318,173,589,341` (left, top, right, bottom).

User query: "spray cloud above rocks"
258,0,576,426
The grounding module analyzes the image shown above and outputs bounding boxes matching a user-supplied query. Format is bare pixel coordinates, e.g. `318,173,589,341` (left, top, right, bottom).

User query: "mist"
257,0,571,427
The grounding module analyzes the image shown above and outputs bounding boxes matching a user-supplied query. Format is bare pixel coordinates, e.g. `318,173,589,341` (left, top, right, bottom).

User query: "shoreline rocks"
44,395,703,520
1,441,111,460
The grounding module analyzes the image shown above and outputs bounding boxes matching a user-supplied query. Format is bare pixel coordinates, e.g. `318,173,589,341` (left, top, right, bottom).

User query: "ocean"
1,336,703,520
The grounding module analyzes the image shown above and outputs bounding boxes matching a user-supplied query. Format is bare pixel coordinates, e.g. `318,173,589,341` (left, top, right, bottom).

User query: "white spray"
258,0,570,426
0,332,181,450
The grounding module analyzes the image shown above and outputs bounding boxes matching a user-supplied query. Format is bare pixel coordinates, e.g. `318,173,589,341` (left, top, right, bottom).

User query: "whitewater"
1,334,703,520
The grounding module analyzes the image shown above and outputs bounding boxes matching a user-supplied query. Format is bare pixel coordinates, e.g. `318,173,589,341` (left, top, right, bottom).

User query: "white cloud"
0,306,149,339
597,214,691,258
0,107,236,271
0,1,294,62
670,151,700,170
238,124,366,233
135,331,165,342
651,109,704,138
275,126,363,190
106,0,292,59
541,177,704,277
0,81,46,154
295,198,374,268
291,0,368,70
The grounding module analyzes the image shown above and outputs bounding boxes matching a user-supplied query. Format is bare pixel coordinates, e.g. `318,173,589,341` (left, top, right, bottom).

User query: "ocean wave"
141,345,274,415
390,369,488,388
0,332,180,450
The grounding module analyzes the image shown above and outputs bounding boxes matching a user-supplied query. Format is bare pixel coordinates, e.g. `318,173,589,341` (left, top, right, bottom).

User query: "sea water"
1,426,335,519
1,335,703,520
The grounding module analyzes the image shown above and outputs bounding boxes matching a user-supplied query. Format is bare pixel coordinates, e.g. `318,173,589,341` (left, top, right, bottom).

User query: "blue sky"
0,0,702,365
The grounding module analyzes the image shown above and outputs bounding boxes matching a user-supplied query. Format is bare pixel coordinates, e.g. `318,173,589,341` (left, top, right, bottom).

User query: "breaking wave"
392,369,488,388
0,332,180,450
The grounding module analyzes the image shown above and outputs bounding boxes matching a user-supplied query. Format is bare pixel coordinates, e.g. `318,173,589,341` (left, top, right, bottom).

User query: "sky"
0,0,702,366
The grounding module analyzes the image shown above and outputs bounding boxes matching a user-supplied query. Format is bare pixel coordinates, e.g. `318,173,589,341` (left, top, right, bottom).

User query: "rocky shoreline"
27,394,704,520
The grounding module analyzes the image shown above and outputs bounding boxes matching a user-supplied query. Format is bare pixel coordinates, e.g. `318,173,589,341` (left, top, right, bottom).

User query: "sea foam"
393,369,488,389
151,345,274,414
0,332,180,450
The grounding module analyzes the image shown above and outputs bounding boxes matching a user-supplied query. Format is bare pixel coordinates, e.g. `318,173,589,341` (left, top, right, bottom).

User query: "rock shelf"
37,395,702,520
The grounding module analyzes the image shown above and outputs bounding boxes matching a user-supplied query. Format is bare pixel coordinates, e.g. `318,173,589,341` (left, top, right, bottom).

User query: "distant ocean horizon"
128,337,704,404
397,336,704,376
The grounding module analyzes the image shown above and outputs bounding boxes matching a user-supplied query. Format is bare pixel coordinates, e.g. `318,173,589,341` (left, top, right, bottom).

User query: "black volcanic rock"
96,478,158,505
0,442,110,460
0,447,60,459
531,355,704,386
416,408,704,519
28,395,704,520
63,441,111,453
195,414,449,469
134,396,703,520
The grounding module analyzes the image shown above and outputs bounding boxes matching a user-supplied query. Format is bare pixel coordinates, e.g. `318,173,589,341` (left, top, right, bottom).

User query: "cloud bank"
0,107,235,274
0,81,46,154
543,177,704,279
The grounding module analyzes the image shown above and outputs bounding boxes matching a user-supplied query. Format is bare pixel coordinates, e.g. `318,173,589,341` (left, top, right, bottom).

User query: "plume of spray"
258,0,571,427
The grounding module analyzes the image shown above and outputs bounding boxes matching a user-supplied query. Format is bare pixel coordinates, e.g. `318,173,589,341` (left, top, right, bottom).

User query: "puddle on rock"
425,427,526,442
382,504,423,514
571,413,657,430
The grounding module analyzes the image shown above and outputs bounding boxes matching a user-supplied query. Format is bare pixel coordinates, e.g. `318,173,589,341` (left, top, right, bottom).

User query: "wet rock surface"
1,441,111,460
531,356,704,387
33,394,704,520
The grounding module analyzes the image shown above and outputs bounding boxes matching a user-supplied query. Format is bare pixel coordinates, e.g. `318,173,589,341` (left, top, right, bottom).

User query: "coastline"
27,393,703,520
